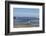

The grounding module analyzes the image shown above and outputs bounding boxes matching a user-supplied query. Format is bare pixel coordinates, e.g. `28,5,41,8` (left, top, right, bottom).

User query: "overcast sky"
13,8,39,18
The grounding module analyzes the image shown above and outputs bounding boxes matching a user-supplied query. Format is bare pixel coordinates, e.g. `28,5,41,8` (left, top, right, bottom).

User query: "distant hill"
14,17,39,21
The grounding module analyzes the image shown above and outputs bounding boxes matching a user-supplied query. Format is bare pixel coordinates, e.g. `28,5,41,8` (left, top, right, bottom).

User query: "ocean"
13,17,39,27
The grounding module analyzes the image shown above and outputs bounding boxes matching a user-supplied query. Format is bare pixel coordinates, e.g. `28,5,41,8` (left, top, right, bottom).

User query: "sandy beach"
14,23,39,28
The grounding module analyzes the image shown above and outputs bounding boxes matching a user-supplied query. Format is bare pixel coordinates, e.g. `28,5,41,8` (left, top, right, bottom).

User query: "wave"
13,17,39,25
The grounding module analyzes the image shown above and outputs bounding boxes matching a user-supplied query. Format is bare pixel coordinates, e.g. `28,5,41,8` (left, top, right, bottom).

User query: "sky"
13,8,39,18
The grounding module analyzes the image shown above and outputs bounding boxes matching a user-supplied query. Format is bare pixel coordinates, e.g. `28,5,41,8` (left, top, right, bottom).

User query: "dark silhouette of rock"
14,16,16,19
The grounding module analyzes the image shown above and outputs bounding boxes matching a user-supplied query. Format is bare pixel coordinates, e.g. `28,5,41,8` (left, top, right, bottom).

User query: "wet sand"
14,24,32,28
14,24,39,28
